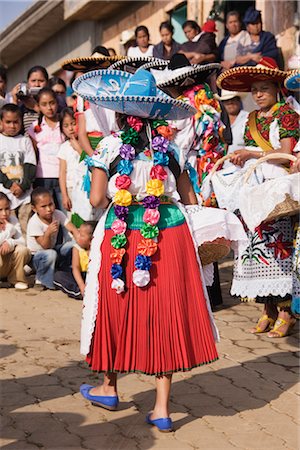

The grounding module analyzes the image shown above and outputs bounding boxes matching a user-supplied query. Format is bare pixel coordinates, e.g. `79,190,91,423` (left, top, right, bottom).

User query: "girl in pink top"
28,88,65,211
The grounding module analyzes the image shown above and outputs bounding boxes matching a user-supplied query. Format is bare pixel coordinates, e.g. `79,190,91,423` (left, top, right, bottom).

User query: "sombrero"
285,70,300,91
73,68,196,120
214,89,246,101
62,52,125,71
149,54,221,89
110,56,167,72
217,57,287,92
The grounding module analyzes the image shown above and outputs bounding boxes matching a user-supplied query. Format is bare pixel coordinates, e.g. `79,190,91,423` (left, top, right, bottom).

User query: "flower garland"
110,116,174,293
178,83,226,207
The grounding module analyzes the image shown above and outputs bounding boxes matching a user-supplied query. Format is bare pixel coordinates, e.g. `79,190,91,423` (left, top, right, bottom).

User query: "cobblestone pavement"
1,262,299,450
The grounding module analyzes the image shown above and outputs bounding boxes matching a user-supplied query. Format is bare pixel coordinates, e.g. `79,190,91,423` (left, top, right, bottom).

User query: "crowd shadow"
1,351,298,449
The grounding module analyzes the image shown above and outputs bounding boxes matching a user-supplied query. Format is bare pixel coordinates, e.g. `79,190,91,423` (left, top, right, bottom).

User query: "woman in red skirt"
73,68,218,432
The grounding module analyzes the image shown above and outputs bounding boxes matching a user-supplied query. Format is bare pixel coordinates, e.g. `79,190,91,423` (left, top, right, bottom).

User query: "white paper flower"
132,269,150,287
111,278,125,294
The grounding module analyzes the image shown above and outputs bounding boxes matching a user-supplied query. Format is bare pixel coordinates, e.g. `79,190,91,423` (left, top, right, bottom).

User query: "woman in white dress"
127,26,154,57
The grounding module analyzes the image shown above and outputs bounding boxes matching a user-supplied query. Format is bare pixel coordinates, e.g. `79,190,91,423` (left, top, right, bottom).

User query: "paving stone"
1,271,299,450
229,430,287,449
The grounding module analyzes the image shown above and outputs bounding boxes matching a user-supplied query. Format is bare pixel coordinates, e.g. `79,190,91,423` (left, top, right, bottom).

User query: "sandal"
267,317,296,338
250,314,276,334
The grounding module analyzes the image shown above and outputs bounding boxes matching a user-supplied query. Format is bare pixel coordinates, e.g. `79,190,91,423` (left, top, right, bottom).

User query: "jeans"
32,241,73,289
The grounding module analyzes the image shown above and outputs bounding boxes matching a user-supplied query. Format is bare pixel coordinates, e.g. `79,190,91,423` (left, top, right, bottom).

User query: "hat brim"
156,63,221,88
73,69,196,120
217,66,287,92
110,56,167,71
62,55,124,71
284,71,300,91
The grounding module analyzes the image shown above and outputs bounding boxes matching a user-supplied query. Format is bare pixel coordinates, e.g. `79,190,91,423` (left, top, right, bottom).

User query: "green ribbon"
111,233,127,249
121,128,139,145
140,223,159,239
152,119,168,128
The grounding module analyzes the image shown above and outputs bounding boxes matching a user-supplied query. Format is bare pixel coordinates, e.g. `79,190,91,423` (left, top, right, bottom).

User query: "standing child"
53,221,96,299
0,103,36,236
28,88,65,211
57,108,82,219
26,187,79,290
0,193,31,290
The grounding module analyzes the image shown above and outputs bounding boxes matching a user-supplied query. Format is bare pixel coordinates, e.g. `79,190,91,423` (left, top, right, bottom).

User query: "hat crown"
124,69,157,97
256,57,278,70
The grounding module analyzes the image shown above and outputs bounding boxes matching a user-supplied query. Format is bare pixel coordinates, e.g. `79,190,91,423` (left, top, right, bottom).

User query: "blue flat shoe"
80,384,119,411
146,413,173,432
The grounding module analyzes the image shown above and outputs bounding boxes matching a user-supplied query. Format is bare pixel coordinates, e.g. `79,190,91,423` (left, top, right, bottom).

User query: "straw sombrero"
151,54,221,89
62,52,125,71
217,58,287,92
110,56,167,71
73,68,196,120
285,70,300,91
214,89,246,101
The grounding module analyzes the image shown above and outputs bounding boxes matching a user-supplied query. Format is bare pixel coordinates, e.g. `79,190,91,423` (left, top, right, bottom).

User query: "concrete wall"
7,20,102,89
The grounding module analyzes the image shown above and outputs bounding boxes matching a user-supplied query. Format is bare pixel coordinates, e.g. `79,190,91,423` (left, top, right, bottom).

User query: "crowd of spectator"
121,7,281,67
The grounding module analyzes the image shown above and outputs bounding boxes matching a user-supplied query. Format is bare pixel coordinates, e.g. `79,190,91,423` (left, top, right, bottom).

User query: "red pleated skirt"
86,221,218,375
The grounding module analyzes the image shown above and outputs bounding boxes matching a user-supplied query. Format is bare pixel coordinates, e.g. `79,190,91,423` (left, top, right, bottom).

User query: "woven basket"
209,154,232,177
198,237,231,266
244,153,299,222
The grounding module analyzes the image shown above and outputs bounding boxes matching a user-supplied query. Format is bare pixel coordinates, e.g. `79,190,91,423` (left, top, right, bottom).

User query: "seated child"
0,104,36,236
0,192,31,289
26,187,79,290
53,221,96,299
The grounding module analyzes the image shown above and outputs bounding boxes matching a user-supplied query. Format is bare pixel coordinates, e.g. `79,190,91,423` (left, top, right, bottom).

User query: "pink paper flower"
111,219,127,235
127,116,143,132
150,165,167,181
115,174,131,190
143,208,160,225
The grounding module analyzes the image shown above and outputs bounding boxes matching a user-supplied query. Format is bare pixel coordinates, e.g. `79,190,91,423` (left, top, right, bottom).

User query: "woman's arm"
177,170,198,205
77,113,94,156
90,167,110,208
230,138,293,167
72,247,86,296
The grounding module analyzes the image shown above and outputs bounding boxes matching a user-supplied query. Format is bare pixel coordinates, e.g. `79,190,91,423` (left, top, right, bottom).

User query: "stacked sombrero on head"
285,70,300,91
110,56,167,72
72,68,196,120
217,57,287,92
150,54,221,90
62,47,125,71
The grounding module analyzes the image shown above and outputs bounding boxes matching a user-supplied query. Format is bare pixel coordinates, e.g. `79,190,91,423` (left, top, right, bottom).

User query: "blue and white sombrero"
285,70,300,91
72,69,196,120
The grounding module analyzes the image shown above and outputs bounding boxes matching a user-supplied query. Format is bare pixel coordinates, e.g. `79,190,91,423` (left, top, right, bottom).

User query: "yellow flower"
146,179,164,197
114,189,132,206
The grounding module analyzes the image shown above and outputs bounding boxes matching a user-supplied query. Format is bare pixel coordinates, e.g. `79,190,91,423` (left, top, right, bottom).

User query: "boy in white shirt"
27,187,79,289
0,192,31,289
0,104,36,236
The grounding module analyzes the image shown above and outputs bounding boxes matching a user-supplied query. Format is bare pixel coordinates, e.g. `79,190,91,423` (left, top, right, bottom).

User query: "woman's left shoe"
80,384,119,410
146,413,173,432
267,318,296,338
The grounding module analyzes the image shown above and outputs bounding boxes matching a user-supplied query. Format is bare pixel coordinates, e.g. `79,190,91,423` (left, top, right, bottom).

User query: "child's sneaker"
14,282,29,290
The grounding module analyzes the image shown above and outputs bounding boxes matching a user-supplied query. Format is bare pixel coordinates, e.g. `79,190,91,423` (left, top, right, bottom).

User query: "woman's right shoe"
80,384,119,410
146,413,173,432
267,317,296,338
249,314,275,334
